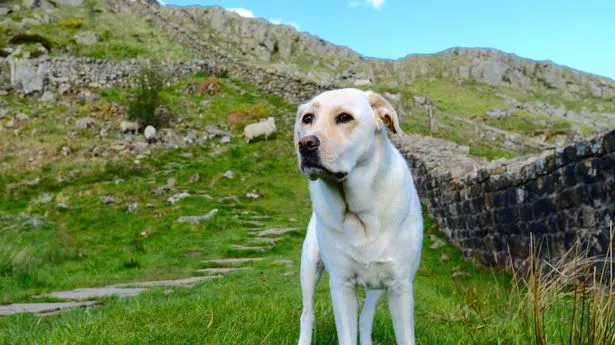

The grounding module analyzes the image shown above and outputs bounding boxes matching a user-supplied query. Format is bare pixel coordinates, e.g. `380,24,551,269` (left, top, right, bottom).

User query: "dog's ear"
365,90,403,135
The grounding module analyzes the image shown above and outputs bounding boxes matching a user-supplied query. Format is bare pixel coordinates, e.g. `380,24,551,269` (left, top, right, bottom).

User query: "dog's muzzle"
298,135,320,156
298,135,347,181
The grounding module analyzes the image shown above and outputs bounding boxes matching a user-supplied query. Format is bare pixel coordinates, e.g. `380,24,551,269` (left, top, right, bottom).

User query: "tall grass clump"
513,223,615,345
127,65,170,128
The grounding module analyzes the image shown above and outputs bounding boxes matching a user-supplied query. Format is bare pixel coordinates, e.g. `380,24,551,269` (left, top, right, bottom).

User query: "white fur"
120,121,139,134
244,117,276,143
295,89,424,345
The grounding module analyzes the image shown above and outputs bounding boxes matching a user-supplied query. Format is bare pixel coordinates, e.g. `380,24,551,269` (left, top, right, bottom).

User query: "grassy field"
2,1,614,341
0,0,192,61
3,72,604,344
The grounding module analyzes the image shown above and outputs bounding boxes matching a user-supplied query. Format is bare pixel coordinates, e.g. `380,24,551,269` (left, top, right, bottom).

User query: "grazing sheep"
244,117,276,143
120,121,140,134
144,125,157,144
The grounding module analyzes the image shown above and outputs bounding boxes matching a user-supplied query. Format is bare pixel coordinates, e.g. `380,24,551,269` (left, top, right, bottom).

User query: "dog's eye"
302,114,314,124
335,113,354,124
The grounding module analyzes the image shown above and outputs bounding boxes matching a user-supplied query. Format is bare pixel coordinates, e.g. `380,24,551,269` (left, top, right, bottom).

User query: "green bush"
126,66,170,128
9,33,52,51
100,29,112,41
58,18,85,30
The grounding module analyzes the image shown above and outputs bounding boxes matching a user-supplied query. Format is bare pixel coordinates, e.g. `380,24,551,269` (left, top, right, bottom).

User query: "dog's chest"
352,259,396,290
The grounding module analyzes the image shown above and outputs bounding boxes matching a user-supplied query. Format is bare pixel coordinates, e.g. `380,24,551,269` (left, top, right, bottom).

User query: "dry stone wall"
1,52,331,103
397,131,615,267
2,57,215,94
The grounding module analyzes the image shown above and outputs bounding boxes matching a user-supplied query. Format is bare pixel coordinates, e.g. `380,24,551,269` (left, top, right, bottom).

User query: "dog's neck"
320,130,395,246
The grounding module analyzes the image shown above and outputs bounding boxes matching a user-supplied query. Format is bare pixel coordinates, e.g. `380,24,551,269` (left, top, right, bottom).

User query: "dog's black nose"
298,135,320,154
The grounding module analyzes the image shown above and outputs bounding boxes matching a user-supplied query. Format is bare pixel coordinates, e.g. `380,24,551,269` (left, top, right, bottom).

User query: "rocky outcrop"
73,31,99,45
9,58,46,95
389,48,615,101
101,0,336,103
99,1,615,102
397,130,615,267
22,0,84,8
150,5,362,67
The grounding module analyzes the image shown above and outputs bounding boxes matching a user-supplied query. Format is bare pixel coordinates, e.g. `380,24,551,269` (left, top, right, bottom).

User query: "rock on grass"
177,209,218,225
168,192,190,204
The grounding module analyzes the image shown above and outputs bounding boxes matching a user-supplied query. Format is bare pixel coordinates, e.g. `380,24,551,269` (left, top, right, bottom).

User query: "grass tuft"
512,225,615,345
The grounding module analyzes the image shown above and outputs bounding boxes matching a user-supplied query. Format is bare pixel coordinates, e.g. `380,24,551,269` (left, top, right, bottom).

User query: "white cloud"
348,0,385,9
366,0,385,9
269,18,301,31
227,8,255,18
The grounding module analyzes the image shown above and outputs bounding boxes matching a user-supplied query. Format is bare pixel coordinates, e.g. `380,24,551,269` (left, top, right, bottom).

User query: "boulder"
353,79,372,86
487,108,515,120
22,0,55,9
58,83,71,95
55,0,84,5
75,117,96,129
74,31,99,45
0,7,11,16
413,95,432,106
0,47,13,57
40,91,55,102
9,59,47,95
15,113,29,121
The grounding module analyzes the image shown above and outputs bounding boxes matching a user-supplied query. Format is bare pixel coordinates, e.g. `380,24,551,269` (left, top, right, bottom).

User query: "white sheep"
244,117,276,143
120,121,140,134
144,125,157,144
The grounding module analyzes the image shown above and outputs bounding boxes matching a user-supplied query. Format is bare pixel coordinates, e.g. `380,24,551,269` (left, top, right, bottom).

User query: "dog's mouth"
301,160,348,181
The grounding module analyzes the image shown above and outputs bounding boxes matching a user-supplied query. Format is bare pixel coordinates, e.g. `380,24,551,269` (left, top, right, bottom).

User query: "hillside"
2,0,615,159
1,1,614,344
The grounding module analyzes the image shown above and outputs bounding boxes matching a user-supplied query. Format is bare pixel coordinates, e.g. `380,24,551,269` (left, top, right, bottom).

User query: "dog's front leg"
330,277,358,345
359,289,385,345
298,225,324,345
388,282,415,345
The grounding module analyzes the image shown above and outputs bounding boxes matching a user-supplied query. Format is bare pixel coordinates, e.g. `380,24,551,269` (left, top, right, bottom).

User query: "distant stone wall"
397,130,615,267
1,52,330,103
2,57,215,94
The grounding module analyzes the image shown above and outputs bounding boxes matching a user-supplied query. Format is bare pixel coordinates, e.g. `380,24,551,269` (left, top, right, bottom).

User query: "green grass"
0,73,602,345
375,79,615,154
469,144,517,161
0,0,192,61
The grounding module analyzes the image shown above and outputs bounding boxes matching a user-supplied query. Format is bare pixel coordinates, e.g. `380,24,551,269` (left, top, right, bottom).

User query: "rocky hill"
102,0,615,147
1,0,615,159
138,2,615,101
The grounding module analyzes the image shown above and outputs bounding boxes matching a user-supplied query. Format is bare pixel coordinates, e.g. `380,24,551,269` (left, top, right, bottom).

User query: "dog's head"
294,88,402,181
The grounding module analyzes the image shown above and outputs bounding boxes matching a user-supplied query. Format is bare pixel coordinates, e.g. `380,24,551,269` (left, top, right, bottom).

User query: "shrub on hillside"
196,76,222,96
9,33,52,51
58,18,85,30
126,66,171,128
226,103,267,126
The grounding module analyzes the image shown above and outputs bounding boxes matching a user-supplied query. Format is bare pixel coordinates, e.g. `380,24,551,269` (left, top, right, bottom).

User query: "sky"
164,0,615,80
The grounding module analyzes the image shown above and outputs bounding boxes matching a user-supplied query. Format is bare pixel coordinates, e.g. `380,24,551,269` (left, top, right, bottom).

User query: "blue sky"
165,0,615,80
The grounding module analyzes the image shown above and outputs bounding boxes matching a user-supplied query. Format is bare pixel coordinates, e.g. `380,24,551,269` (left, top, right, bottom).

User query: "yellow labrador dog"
294,89,424,345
